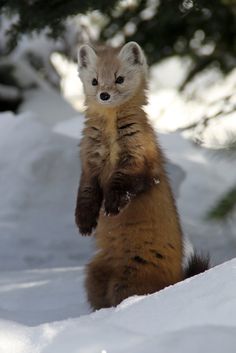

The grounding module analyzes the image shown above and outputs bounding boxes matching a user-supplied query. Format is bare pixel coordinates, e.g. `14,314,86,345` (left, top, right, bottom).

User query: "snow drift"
1,259,236,353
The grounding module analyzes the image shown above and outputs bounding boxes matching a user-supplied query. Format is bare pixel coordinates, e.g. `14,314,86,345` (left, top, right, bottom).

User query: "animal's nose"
100,92,110,101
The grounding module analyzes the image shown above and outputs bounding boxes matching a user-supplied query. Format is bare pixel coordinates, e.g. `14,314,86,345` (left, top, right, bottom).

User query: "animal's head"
78,42,147,107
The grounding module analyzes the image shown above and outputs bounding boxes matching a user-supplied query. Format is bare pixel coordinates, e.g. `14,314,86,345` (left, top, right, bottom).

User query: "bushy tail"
185,253,210,279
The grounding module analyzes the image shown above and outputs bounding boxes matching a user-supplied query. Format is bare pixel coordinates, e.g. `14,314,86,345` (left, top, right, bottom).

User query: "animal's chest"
87,113,120,180
102,116,120,168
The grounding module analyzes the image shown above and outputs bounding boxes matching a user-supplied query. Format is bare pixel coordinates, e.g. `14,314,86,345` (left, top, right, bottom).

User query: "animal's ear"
78,44,97,69
118,42,146,66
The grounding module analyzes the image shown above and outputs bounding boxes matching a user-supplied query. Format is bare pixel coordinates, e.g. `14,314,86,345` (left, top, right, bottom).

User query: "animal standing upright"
75,42,208,310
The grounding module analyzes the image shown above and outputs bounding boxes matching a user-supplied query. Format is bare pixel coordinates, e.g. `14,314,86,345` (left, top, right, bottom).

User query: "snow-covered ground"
1,259,236,353
0,53,236,351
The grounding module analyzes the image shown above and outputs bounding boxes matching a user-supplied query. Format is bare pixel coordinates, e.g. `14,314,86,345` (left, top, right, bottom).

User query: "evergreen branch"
207,185,236,220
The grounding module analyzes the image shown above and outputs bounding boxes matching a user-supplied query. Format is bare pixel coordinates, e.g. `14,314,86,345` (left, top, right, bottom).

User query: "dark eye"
92,78,98,86
115,76,124,84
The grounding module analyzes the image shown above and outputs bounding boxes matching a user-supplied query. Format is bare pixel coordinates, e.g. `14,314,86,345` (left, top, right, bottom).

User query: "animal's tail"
184,253,210,279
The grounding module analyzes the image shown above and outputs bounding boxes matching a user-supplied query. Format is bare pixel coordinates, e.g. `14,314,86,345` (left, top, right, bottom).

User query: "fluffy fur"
75,42,208,310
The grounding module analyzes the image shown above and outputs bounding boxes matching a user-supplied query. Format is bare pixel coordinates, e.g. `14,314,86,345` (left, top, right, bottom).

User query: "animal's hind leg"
85,254,113,310
107,264,180,307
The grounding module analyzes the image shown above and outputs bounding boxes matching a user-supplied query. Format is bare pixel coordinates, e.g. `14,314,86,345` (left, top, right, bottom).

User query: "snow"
14,60,78,127
0,267,87,326
1,259,236,352
0,111,93,271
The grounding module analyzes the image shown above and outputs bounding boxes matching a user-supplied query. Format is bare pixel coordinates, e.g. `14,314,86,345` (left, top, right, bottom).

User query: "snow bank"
1,259,236,353
0,111,93,270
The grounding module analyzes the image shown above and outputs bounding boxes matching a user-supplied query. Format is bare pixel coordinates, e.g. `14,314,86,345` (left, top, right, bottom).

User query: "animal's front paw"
75,212,97,236
104,188,131,216
75,203,98,236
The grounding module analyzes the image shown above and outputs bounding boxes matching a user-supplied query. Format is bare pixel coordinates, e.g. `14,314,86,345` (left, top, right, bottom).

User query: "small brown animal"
75,42,208,310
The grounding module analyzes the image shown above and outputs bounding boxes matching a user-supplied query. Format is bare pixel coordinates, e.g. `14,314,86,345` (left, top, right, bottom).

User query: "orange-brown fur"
75,43,183,310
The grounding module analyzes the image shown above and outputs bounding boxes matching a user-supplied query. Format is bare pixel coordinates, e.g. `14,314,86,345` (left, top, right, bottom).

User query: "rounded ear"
77,44,97,69
118,42,146,66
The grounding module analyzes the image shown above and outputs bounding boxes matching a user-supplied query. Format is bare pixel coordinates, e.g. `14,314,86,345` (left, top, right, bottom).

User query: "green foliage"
0,0,118,50
1,0,236,82
102,0,236,84
105,1,197,59
206,132,236,221
207,186,236,220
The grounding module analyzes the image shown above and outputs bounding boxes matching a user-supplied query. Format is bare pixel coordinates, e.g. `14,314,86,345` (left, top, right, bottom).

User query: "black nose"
100,92,110,101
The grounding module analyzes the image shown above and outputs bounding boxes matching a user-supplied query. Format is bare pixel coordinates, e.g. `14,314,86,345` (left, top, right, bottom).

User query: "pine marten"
75,42,209,310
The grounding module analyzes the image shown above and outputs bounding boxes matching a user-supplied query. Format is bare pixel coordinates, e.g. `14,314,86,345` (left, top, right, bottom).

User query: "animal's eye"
92,78,98,86
115,76,124,84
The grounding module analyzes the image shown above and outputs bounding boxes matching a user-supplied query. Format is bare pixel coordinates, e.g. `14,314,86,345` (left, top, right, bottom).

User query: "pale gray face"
78,42,147,107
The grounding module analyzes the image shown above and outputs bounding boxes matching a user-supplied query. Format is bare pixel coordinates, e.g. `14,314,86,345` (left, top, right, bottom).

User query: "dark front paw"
75,204,98,235
75,190,102,235
104,188,131,216
75,177,103,235
103,171,159,217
